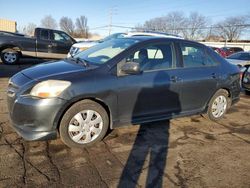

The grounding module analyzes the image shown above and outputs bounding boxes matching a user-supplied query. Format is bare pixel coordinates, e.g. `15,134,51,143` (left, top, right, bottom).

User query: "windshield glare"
74,38,138,65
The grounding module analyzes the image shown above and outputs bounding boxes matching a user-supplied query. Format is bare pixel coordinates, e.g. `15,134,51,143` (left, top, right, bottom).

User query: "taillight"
240,72,243,80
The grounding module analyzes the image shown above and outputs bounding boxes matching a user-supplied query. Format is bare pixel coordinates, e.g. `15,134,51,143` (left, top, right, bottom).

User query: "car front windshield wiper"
68,57,89,67
76,57,89,67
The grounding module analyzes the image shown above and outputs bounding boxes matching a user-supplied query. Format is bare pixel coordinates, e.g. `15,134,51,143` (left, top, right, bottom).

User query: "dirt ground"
1,61,250,188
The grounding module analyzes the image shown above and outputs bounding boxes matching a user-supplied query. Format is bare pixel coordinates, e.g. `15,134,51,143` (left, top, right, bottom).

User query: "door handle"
170,76,181,82
211,73,217,79
48,44,52,48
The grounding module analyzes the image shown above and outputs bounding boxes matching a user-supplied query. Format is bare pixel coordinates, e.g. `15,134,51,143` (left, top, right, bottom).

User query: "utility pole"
108,7,117,36
108,8,113,36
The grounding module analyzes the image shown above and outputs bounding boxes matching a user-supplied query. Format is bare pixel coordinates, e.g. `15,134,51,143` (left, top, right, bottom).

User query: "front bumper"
7,96,67,141
11,122,57,141
242,81,250,92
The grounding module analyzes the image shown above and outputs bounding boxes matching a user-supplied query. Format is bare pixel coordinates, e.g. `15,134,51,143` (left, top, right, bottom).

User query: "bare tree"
141,12,185,33
75,16,88,38
164,11,187,35
143,16,167,32
60,17,74,35
215,16,247,42
41,15,57,29
140,11,205,37
182,12,208,40
19,23,37,36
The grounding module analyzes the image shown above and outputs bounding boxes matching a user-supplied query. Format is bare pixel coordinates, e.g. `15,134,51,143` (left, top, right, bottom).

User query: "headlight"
30,80,71,98
79,47,88,51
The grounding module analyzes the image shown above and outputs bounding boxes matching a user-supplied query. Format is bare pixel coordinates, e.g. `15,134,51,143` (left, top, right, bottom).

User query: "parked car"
242,66,250,95
221,47,244,57
210,47,227,58
0,28,76,64
67,31,182,57
226,52,250,67
7,37,240,148
68,33,125,57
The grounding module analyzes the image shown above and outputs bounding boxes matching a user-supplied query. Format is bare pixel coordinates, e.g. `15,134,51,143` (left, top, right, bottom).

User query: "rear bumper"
242,83,250,91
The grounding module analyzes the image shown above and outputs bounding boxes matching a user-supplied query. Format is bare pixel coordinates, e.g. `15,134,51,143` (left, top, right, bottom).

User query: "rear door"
177,42,220,112
36,29,52,58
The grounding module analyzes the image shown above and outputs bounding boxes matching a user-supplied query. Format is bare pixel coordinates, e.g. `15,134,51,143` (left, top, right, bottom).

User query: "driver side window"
125,43,173,71
52,31,72,43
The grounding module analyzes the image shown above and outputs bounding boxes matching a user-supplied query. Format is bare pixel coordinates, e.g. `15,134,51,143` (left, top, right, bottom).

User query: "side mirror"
121,62,141,75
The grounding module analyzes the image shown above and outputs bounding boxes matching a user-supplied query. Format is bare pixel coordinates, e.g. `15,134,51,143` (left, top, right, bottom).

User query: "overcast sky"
1,0,249,36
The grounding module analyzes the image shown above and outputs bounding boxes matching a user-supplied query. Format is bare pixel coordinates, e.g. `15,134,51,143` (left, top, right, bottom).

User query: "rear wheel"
245,90,250,95
59,100,109,148
203,89,230,121
1,49,20,65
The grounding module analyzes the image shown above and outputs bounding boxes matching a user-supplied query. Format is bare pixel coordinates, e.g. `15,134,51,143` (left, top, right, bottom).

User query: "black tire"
203,89,230,121
245,90,250,95
59,100,109,148
1,48,20,65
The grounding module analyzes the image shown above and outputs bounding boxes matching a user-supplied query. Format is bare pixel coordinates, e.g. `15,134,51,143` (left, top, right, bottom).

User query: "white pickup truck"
67,31,182,57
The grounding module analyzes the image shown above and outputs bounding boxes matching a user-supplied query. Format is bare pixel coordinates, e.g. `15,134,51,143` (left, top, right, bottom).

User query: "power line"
108,24,250,31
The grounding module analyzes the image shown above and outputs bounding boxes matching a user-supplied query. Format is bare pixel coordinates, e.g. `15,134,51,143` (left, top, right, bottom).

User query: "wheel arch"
205,87,231,112
55,97,113,131
0,44,23,56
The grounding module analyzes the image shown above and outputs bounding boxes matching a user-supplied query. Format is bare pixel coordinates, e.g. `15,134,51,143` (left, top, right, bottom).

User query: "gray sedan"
226,51,250,67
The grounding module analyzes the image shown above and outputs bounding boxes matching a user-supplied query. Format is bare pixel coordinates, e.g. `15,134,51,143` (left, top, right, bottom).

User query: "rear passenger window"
181,43,218,67
40,30,49,40
206,53,218,66
181,44,206,67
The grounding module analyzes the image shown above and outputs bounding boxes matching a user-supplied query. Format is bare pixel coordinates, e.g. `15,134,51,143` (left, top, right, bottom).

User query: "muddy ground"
0,61,250,188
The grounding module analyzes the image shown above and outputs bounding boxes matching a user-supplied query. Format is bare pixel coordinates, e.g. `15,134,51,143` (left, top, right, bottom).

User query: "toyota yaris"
7,37,240,148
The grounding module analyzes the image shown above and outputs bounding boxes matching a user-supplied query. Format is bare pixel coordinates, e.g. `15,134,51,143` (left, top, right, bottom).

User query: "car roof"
126,31,183,39
116,36,202,46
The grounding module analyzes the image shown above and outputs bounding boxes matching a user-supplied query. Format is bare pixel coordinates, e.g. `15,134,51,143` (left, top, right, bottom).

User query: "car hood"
226,59,250,66
21,59,97,80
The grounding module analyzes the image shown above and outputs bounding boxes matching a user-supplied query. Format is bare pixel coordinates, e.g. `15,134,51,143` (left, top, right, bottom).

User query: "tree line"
19,15,89,38
136,11,250,42
19,12,249,42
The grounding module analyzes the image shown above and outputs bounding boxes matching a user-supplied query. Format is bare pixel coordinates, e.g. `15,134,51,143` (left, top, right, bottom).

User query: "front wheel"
203,89,230,121
1,49,20,65
59,100,109,148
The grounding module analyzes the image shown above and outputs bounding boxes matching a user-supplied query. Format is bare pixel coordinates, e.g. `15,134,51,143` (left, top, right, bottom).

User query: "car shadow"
118,71,181,187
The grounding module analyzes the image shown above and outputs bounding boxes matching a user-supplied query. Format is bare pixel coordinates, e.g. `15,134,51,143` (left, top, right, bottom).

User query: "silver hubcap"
4,52,17,63
211,95,227,118
68,110,103,144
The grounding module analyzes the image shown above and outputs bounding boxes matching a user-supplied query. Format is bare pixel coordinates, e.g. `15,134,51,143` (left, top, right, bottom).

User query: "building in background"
0,18,16,33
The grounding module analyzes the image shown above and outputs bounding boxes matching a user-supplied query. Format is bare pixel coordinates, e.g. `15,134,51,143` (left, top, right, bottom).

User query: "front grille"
7,80,19,98
70,47,79,56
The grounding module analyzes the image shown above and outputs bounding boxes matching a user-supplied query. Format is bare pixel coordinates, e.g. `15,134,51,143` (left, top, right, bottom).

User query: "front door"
50,30,74,59
117,42,182,123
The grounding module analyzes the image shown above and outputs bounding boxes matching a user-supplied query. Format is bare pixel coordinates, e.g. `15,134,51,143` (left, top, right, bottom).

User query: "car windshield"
101,33,125,42
74,38,138,65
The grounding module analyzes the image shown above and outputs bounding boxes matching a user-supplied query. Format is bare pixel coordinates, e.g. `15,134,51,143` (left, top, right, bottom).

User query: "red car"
210,47,227,58
221,47,244,57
